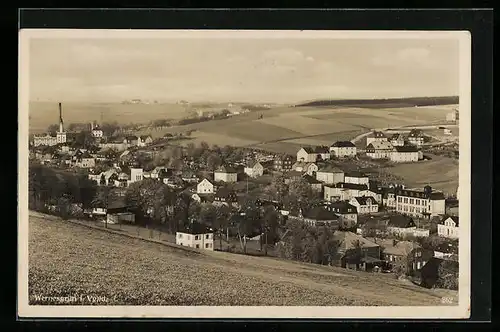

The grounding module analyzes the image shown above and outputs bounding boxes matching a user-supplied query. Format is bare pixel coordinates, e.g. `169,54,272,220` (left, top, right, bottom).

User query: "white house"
214,166,238,183
366,141,395,159
437,216,459,239
390,146,419,163
197,178,215,194
395,186,446,218
315,166,345,185
344,172,369,186
150,166,167,179
386,215,430,238
291,161,319,176
176,224,214,251
329,141,357,158
138,135,153,147
349,196,379,214
244,161,264,178
128,168,144,185
324,182,369,202
297,147,319,163
366,131,388,146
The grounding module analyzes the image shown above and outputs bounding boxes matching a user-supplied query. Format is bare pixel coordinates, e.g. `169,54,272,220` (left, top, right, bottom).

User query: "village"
28,102,460,291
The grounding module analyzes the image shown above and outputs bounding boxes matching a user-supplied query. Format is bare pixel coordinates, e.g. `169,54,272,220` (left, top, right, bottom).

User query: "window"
195,235,199,240
178,233,182,238
410,199,414,205
205,234,210,239
196,244,200,249
205,243,210,248
404,198,408,204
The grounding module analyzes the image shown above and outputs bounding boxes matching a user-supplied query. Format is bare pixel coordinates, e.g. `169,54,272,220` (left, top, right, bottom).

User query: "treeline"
28,162,98,218
296,96,459,108
277,220,341,265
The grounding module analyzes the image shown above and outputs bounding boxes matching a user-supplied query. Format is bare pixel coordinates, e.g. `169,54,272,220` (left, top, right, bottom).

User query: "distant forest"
295,96,459,108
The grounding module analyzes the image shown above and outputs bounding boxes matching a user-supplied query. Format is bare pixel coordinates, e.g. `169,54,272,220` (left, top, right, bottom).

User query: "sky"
29,37,459,104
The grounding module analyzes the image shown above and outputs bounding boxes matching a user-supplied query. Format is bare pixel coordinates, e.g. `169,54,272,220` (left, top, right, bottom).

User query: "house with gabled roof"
407,129,425,147
291,161,318,176
390,145,420,163
366,140,395,159
302,174,323,192
315,165,345,185
296,147,319,163
366,131,388,146
244,161,264,178
333,231,383,271
349,196,379,214
390,133,406,147
324,182,369,202
437,216,459,239
300,206,340,227
138,135,153,147
196,178,215,194
214,165,238,183
330,141,357,158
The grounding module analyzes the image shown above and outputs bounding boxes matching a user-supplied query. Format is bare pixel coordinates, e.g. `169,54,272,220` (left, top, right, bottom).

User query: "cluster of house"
365,130,425,162
98,134,153,152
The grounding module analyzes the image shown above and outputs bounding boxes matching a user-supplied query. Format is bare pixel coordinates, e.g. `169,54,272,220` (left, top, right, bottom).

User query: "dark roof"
331,141,356,148
215,165,237,173
408,129,424,137
245,160,262,168
125,135,138,141
370,131,387,138
302,174,322,184
314,146,330,153
440,215,459,226
215,187,237,199
304,207,340,221
179,222,214,235
353,196,377,205
139,135,151,140
396,187,445,200
387,215,415,228
301,147,316,154
333,182,369,191
394,145,419,153
345,171,368,178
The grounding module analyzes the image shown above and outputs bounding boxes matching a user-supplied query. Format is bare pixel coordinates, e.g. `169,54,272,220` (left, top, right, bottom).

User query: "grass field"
381,154,459,195
28,212,457,306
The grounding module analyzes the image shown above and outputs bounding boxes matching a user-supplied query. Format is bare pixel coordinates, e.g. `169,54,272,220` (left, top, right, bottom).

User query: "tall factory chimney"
58,102,64,133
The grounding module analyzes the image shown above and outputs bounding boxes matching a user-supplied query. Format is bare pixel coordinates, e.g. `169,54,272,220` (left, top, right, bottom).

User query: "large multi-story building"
395,186,446,218
33,103,67,147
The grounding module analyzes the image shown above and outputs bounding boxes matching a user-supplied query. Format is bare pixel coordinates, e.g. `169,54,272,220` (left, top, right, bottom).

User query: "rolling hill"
28,212,457,306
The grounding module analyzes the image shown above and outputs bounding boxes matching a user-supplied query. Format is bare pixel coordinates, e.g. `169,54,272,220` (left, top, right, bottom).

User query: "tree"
47,124,59,134
214,204,231,249
261,205,279,255
288,177,314,202
92,186,111,208
266,174,288,201
436,260,459,290
99,173,106,186
206,153,222,171
125,179,175,225
199,203,216,226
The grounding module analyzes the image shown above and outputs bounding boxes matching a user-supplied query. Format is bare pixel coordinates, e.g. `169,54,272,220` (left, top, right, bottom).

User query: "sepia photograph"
18,29,471,319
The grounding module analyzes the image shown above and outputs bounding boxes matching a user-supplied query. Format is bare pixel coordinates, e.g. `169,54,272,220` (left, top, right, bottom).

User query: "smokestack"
58,102,64,133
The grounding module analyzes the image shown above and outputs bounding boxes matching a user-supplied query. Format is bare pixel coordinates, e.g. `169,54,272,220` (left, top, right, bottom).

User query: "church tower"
56,102,67,144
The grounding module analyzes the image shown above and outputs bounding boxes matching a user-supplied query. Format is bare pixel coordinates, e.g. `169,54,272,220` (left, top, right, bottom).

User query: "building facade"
214,166,238,183
366,141,395,159
366,131,388,146
330,141,357,158
395,186,446,218
315,167,345,185
390,146,419,163
437,216,459,239
197,178,215,194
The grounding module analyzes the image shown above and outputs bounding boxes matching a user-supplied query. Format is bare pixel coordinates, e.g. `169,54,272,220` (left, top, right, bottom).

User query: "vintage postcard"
18,29,471,319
